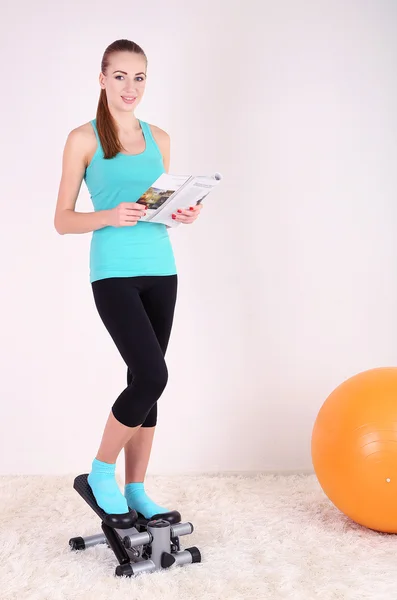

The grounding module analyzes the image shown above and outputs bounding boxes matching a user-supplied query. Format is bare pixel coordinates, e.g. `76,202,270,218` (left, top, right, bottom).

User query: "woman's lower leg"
96,409,141,464
124,424,156,483
124,424,171,517
87,410,142,515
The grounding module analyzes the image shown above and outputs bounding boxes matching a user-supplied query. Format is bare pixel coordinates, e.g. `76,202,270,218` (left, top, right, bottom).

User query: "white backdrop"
1,0,396,475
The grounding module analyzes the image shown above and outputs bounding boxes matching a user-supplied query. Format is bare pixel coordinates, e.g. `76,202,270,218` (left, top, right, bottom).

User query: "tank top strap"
139,120,163,160
90,119,100,141
90,119,104,158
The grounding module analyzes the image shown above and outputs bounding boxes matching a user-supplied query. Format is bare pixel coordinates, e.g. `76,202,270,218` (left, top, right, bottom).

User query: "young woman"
54,39,203,522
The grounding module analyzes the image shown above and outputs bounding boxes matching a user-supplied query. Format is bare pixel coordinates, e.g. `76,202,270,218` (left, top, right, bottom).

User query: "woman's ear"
99,72,106,90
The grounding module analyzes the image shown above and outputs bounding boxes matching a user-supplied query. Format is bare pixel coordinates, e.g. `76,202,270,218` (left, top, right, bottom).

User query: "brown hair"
96,39,147,159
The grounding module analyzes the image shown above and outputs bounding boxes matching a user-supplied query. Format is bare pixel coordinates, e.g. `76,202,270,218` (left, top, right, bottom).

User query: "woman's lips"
121,96,136,104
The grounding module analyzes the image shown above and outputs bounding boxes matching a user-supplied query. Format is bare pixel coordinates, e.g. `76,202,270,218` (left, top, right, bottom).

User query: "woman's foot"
87,458,129,514
124,482,170,518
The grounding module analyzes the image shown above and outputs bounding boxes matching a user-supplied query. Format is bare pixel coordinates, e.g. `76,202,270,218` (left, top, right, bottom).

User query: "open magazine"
136,172,222,227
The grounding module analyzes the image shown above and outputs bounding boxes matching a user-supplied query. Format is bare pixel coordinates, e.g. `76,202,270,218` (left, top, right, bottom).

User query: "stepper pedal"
73,474,138,529
135,509,182,527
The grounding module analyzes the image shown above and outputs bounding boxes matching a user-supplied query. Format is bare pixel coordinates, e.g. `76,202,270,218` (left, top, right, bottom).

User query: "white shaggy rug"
0,472,396,600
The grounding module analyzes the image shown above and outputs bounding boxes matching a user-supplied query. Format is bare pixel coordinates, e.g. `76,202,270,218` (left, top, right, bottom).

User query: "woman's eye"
114,75,145,81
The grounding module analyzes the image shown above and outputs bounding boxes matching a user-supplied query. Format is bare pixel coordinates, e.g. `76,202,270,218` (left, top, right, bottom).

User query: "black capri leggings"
91,274,178,428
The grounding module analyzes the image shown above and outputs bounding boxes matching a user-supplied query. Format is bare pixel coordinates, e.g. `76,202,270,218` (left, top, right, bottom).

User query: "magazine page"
149,173,222,227
137,174,191,223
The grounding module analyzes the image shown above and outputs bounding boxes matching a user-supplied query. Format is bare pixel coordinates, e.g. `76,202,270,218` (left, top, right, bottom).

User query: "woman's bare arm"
54,127,110,235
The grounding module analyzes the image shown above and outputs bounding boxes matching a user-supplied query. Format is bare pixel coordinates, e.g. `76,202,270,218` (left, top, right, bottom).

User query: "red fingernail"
172,214,176,219
189,206,194,211
177,209,182,213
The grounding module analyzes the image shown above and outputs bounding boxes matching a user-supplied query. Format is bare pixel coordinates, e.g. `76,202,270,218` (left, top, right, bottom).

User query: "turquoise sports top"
84,119,177,283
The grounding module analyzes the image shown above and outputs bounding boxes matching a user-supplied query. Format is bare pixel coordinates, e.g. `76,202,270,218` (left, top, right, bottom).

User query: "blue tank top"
84,119,177,283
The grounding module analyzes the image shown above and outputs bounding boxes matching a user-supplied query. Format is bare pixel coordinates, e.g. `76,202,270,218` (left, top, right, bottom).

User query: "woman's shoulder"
68,121,96,140
63,122,97,167
65,121,97,152
146,123,170,150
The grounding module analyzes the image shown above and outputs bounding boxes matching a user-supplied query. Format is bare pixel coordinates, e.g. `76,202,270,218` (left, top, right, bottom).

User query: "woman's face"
100,51,147,112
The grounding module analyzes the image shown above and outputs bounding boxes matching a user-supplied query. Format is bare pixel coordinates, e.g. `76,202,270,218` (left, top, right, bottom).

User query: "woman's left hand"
172,204,203,224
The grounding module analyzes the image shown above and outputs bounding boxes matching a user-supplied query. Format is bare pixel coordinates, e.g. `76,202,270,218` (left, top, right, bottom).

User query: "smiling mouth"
122,96,137,103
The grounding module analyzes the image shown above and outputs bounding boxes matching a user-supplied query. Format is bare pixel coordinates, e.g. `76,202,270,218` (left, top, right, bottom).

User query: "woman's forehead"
108,52,146,72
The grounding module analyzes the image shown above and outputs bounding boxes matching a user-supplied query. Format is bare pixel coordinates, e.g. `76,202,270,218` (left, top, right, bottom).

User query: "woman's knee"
134,360,168,396
112,361,168,427
146,360,168,395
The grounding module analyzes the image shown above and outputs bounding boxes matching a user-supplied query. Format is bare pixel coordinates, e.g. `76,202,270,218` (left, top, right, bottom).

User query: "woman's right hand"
106,202,147,227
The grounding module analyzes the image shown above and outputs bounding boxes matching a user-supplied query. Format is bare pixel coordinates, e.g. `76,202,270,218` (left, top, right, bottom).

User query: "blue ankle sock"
124,482,170,519
87,458,129,515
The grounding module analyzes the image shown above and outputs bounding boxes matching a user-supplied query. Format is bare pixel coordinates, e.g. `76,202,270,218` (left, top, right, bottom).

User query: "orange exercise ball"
311,367,397,533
